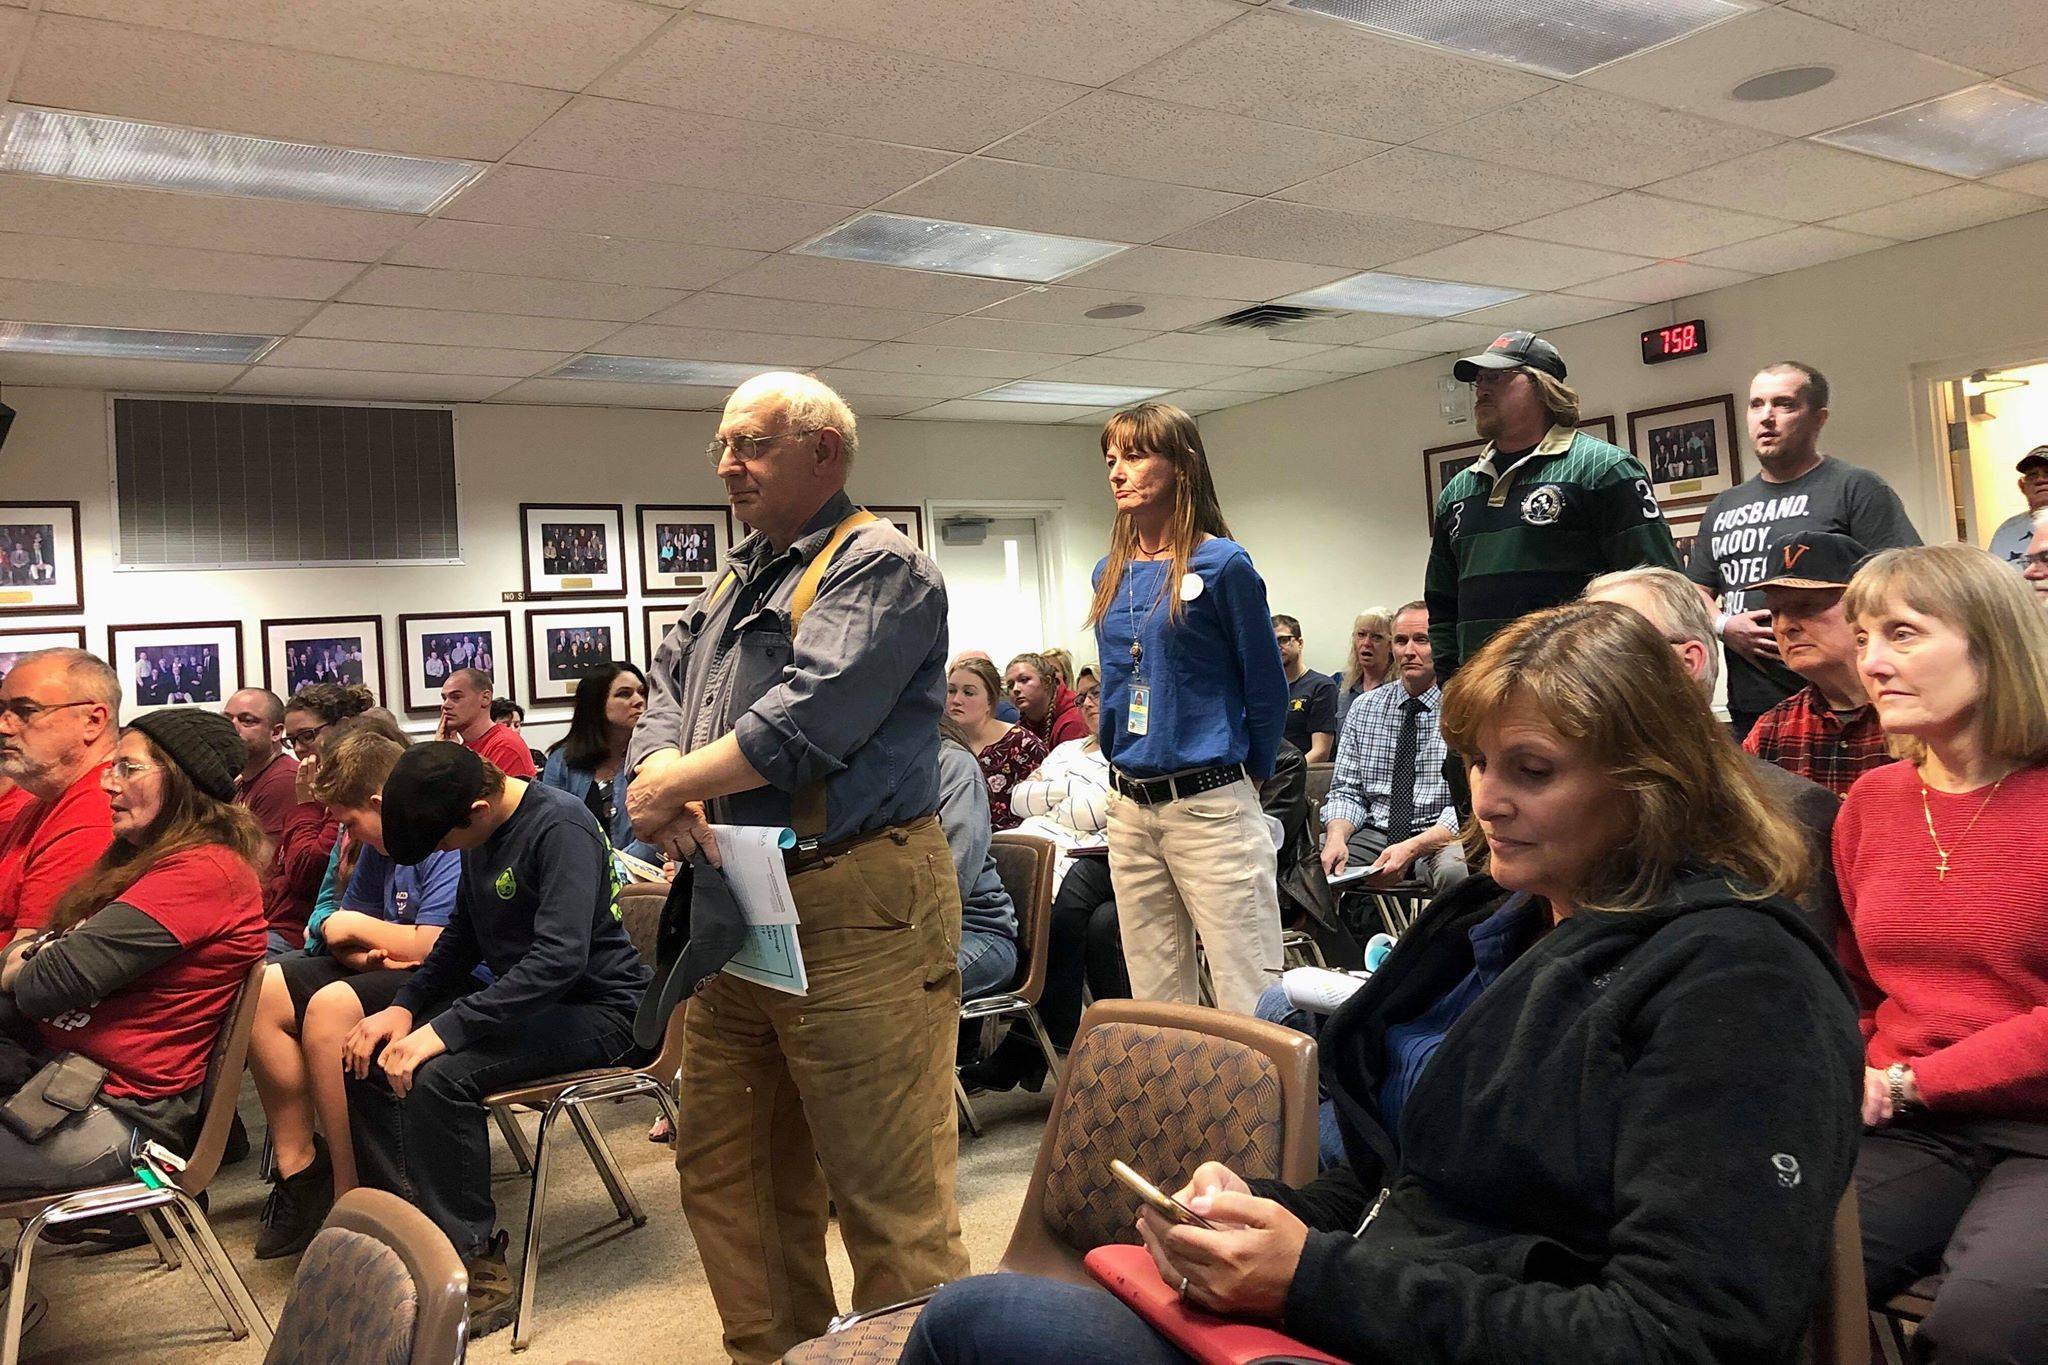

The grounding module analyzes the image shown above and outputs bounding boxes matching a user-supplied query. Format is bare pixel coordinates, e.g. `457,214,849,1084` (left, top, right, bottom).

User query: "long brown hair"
1085,403,1232,629
1440,601,1808,911
48,730,267,934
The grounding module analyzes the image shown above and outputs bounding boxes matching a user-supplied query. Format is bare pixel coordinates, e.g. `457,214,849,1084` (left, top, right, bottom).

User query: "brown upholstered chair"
783,998,1318,1363
1812,1188,1872,1365
482,879,682,1352
262,1188,468,1365
956,833,1062,1138
0,961,272,1365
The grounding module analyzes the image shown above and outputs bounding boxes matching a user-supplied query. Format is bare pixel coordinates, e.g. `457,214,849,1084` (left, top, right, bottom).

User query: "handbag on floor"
1084,1243,1347,1365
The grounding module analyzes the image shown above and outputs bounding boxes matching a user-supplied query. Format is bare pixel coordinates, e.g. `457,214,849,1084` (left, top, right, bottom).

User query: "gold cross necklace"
1920,778,2004,882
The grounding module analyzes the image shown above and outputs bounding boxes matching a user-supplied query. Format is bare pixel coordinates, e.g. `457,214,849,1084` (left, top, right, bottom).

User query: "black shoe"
42,1214,149,1253
254,1140,334,1261
463,1229,516,1339
959,1044,1048,1097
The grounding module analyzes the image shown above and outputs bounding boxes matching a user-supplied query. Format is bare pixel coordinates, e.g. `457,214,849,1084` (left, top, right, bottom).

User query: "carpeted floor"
19,1078,1052,1364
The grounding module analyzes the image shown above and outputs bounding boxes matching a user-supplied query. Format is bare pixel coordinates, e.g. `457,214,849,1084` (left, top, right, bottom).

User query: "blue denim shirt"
539,747,659,863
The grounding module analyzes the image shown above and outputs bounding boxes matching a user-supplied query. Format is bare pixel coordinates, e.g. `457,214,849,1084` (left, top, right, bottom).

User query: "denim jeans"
901,1273,1192,1365
345,1000,638,1255
958,929,1019,1002
1254,983,1344,1170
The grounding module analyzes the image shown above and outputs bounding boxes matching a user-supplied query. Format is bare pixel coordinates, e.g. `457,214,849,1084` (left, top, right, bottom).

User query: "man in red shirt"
0,776,31,833
0,649,119,943
437,669,537,779
226,688,334,957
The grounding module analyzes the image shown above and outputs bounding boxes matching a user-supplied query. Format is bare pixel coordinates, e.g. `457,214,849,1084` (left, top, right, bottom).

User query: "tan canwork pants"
675,816,969,1364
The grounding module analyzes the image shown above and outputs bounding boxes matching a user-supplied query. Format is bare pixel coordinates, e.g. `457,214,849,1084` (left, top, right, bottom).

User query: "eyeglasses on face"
704,427,822,462
108,759,162,782
0,698,95,725
284,724,329,753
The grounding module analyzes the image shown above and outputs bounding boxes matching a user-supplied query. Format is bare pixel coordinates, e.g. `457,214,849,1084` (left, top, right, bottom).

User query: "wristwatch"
1886,1062,1919,1115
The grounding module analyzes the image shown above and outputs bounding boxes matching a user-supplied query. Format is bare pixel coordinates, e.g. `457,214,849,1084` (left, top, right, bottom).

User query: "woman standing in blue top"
1090,403,1289,1015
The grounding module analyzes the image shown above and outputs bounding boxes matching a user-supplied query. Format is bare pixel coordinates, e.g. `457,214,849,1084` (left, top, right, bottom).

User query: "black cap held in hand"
128,708,247,804
1453,330,1567,383
379,741,488,865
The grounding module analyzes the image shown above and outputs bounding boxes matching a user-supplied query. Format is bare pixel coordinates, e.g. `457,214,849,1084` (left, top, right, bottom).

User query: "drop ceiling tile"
905,316,1154,355
1056,246,1348,302
1277,146,1613,231
1416,86,1781,189
1378,235,1654,292
712,256,1030,314
1157,388,1269,414
1156,201,1471,269
1102,331,1336,368
15,15,566,160
1329,347,1437,374
44,0,668,90
1826,183,2046,239
259,338,567,377
1785,0,2048,78
594,14,1083,153
971,287,1242,332
298,304,618,352
878,158,1248,246
1360,320,1504,354
2009,63,2048,97
829,342,1067,379
905,399,1104,423
229,367,517,402
1986,160,2048,197
0,176,418,260
338,266,684,322
0,355,242,391
1689,224,1894,272
811,369,991,400
647,293,943,342
441,167,846,254
592,324,871,367
1110,9,1552,143
1032,356,1251,389
488,379,732,409
1579,6,1983,138
1646,143,1958,221
1507,192,1790,257
512,99,958,210
697,0,1242,87
1570,260,1758,304
1455,293,1637,331
1270,311,1436,345
389,221,764,291
0,280,321,335
987,91,1386,196
1218,367,1354,394
0,232,360,299
819,393,930,418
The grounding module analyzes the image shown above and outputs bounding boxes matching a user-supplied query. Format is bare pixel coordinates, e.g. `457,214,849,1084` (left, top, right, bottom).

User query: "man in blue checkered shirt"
1320,601,1467,894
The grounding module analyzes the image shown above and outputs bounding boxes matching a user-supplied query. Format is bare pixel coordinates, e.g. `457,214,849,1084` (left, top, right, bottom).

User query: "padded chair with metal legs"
262,1188,468,1365
1812,1188,1872,1365
482,880,683,1352
0,961,272,1365
785,998,1320,1363
1872,1275,1939,1365
956,833,1063,1139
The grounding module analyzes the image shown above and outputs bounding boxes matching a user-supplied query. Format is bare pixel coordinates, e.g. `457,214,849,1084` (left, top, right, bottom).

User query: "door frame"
1909,344,2048,546
923,499,1073,654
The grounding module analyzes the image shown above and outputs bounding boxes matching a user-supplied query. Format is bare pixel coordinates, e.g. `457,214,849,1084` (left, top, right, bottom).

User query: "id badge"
1127,683,1150,736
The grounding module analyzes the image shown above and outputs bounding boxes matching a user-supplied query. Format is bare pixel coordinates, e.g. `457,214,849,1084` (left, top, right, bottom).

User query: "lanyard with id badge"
1123,560,1203,738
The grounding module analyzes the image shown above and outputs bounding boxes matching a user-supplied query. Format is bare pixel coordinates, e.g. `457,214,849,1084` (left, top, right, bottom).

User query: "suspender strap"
785,509,879,841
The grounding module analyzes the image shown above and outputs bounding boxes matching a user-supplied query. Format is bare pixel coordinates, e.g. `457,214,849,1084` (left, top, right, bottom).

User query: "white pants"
1106,778,1282,1016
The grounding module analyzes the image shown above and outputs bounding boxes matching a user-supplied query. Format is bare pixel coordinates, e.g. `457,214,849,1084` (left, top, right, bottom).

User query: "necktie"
1385,696,1425,841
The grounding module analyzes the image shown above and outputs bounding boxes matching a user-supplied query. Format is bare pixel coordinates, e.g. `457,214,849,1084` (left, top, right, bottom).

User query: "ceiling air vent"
1190,303,1346,335
1281,0,1741,80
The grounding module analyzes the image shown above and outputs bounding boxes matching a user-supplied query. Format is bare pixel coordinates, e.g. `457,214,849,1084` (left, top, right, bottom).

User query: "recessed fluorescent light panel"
548,355,779,385
1816,85,2048,178
973,381,1166,406
0,106,484,213
1277,273,1525,318
0,321,276,363
1283,0,1741,79
795,213,1127,283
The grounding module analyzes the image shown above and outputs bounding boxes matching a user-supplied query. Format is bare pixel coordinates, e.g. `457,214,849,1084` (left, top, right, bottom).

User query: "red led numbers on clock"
1641,319,1708,365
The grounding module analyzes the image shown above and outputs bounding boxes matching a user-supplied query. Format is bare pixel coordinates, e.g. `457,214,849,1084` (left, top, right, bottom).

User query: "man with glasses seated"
227,688,332,959
0,649,119,947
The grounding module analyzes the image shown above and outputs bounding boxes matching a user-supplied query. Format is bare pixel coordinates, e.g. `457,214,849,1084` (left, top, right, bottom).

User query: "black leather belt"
1110,763,1246,807
782,816,929,875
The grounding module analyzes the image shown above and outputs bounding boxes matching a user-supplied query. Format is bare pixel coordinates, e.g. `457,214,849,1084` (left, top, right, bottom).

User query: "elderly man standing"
627,372,965,1363
0,649,119,944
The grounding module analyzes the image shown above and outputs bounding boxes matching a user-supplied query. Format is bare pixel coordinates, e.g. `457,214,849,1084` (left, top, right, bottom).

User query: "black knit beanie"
128,708,247,803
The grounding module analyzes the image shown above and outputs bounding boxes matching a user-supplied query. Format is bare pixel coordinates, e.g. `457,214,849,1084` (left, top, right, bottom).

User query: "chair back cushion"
1039,1019,1287,1253
618,880,668,964
262,1226,419,1365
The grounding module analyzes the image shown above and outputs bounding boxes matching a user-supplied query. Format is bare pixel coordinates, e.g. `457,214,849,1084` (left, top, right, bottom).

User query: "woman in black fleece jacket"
904,602,1863,1365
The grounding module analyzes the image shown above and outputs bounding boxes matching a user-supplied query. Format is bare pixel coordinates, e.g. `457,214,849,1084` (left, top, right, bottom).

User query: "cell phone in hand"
1111,1159,1216,1229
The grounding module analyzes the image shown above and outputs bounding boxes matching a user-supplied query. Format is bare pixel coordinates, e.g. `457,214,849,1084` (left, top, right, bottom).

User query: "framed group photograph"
108,620,245,716
0,501,84,618
1627,395,1742,509
643,604,689,666
637,504,732,597
396,611,513,715
526,606,630,705
1421,438,1485,529
870,505,925,549
260,615,386,701
520,503,626,600
1578,414,1618,445
0,626,88,684
1666,506,1705,567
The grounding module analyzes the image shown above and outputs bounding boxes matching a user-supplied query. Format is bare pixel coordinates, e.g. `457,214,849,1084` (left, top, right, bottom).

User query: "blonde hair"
1441,601,1808,911
947,658,1004,720
1085,403,1232,629
1039,648,1074,690
1342,607,1394,694
1528,369,1581,428
1842,545,2048,769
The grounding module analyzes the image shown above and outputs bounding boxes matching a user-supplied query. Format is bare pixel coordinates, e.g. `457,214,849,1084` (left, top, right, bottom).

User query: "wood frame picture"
107,619,246,717
0,626,88,683
643,603,689,667
260,614,386,702
0,500,85,619
525,606,631,706
1627,395,1742,510
1578,414,1618,446
870,505,925,549
519,502,627,600
396,611,514,715
636,503,733,598
1421,438,1486,530
1665,505,1705,569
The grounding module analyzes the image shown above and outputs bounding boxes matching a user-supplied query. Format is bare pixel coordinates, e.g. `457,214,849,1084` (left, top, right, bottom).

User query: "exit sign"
1642,319,1708,364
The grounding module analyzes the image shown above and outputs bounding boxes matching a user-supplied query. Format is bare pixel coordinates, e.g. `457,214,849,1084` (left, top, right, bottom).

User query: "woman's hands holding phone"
1136,1161,1308,1319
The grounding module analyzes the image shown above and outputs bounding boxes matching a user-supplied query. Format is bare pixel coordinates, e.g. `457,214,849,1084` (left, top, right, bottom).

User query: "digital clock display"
1642,319,1708,364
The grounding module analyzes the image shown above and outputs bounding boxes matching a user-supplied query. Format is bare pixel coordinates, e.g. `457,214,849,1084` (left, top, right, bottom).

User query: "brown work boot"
463,1229,516,1339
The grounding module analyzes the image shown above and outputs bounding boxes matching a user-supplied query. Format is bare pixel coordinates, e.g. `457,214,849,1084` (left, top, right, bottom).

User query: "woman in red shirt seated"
1836,545,2048,1363
0,708,267,1190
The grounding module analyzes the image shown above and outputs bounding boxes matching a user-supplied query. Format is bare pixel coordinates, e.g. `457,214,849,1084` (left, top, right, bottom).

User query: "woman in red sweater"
1836,545,2048,1363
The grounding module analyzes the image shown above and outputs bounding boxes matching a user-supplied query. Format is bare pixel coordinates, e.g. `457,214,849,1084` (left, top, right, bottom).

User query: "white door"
932,516,1047,667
